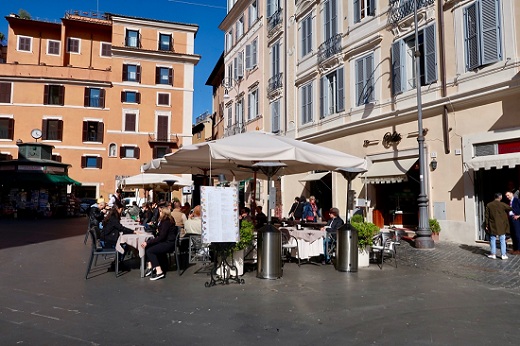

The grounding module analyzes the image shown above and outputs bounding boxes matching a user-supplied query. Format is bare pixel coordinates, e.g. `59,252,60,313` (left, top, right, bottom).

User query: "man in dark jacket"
89,199,107,229
321,207,344,264
505,191,520,254
485,192,512,259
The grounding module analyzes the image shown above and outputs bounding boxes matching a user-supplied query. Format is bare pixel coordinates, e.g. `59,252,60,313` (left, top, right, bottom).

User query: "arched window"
108,143,117,157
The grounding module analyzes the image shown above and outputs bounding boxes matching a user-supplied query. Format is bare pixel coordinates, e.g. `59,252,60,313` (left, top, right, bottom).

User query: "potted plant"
229,220,255,277
351,217,380,267
429,218,441,241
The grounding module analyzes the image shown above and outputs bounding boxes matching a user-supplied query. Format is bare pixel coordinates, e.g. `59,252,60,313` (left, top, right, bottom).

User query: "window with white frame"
324,0,338,41
248,89,259,120
227,106,232,128
355,53,375,106
121,91,140,104
120,145,140,159
301,14,313,58
17,36,32,52
225,30,233,52
300,82,313,124
236,16,244,41
84,88,106,108
108,143,117,157
464,0,502,71
392,24,437,95
100,42,111,57
124,112,137,132
125,29,140,47
42,119,63,141
0,117,14,140
155,66,173,85
246,39,258,70
158,33,173,51
235,98,244,127
47,40,60,55
271,99,280,133
320,67,344,118
81,156,102,168
353,0,376,23
67,37,80,53
267,0,280,18
271,41,280,78
0,83,12,104
157,92,170,106
227,63,234,85
122,64,141,82
233,51,244,80
82,121,104,143
249,1,258,27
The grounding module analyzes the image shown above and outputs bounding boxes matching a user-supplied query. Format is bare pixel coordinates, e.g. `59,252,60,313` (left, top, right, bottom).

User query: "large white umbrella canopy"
143,131,366,177
122,173,192,190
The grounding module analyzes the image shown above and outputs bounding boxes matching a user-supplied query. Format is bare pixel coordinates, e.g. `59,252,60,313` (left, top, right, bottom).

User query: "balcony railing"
389,0,435,24
268,73,283,94
318,34,342,63
148,133,179,144
224,123,246,137
267,8,283,33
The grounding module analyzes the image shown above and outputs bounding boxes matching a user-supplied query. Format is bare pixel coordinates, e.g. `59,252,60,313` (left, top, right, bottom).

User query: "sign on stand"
200,186,239,244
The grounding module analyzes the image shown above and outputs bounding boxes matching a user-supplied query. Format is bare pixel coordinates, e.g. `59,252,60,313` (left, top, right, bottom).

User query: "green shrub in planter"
429,218,441,234
234,220,255,251
351,214,364,223
351,221,380,250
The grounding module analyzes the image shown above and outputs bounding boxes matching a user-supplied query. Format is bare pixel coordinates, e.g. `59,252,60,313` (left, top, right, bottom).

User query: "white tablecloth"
116,232,153,258
283,227,324,259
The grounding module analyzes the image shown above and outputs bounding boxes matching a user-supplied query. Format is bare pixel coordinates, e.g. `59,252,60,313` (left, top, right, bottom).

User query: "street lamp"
413,0,434,249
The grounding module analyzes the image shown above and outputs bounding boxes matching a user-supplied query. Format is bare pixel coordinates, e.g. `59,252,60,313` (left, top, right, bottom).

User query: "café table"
116,231,154,277
283,227,325,263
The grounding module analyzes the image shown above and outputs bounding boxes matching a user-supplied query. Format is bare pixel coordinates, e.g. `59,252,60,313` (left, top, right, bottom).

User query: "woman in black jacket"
100,203,134,248
141,206,178,281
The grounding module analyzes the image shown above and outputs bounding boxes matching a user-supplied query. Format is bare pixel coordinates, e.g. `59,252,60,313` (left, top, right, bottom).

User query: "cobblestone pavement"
398,240,520,291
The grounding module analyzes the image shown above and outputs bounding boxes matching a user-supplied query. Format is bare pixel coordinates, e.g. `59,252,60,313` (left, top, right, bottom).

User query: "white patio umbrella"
122,173,192,190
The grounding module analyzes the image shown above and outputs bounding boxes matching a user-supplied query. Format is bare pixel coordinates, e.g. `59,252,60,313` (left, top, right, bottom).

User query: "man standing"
505,191,520,254
485,192,512,259
321,208,344,264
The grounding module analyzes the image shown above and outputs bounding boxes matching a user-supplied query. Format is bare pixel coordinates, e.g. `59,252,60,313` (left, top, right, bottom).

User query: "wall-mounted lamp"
430,158,438,171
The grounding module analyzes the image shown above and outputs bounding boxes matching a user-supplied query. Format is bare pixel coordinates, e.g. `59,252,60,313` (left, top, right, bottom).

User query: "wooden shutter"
464,2,480,70
84,88,90,107
423,24,437,85
58,86,65,106
136,92,141,104
169,35,174,51
354,0,360,23
136,65,141,83
336,67,344,112
392,40,404,95
320,76,325,118
480,0,501,65
120,146,125,158
168,68,173,85
42,119,48,140
155,67,160,84
157,115,168,141
245,44,251,70
57,120,63,141
121,91,125,102
82,122,88,141
153,146,158,159
81,156,86,168
97,122,104,143
99,89,106,108
7,118,14,140
122,65,128,81
369,0,376,16
134,147,140,159
125,113,136,132
237,53,243,78
366,54,374,103
43,85,49,104
331,0,338,36
96,156,103,168
355,58,364,106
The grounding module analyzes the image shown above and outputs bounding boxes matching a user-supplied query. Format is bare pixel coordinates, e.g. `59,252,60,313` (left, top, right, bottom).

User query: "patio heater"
252,162,286,280
163,179,177,203
335,167,367,272
412,0,434,249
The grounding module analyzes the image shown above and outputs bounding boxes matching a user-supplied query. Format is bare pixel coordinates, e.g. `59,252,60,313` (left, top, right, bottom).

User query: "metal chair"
325,231,337,262
371,232,399,269
280,228,300,266
175,233,212,275
85,228,119,279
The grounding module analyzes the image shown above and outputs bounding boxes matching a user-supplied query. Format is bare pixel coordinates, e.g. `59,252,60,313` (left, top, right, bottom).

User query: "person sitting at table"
141,206,178,281
172,200,187,235
255,205,268,229
288,197,300,220
89,198,108,230
239,207,253,228
321,207,344,264
126,201,141,221
183,205,202,236
100,202,134,249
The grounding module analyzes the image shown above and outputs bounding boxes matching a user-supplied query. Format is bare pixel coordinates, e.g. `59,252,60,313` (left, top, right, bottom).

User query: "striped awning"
363,158,418,184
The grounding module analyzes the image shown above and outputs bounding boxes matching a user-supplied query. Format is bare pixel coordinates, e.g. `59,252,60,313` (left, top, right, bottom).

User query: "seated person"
254,205,268,229
89,198,108,229
141,206,178,281
239,207,253,228
321,207,344,264
183,205,202,236
100,203,134,249
126,201,141,221
172,200,188,235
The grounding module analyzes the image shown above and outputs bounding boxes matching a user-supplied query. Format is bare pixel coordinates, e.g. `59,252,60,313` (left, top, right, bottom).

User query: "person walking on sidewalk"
505,191,520,254
485,192,512,260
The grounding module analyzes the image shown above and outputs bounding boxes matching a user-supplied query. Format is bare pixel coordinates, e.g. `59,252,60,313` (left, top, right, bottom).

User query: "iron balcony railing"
224,123,246,137
268,73,283,94
318,34,342,63
267,8,283,33
389,0,435,24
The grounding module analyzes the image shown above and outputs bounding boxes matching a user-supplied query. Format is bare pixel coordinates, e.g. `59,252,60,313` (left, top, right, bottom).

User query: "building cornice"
111,46,200,65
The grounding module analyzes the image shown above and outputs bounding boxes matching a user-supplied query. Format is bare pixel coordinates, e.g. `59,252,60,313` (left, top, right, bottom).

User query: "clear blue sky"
0,0,226,123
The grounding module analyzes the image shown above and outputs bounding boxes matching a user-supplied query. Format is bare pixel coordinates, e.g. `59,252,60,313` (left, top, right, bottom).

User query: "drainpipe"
38,32,42,65
438,0,450,154
89,34,93,68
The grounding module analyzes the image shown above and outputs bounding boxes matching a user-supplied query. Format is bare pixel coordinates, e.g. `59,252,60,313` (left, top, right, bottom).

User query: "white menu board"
201,186,240,243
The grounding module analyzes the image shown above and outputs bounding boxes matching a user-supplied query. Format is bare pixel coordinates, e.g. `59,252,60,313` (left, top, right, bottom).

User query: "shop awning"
299,172,330,182
47,174,82,186
363,158,418,184
465,153,520,170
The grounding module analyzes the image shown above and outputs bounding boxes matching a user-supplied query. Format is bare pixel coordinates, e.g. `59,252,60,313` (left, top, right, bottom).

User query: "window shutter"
84,88,90,107
57,120,63,141
121,91,125,102
155,67,160,84
122,65,128,81
136,92,141,104
237,52,244,78
168,68,173,85
153,146,158,159
301,18,308,56
392,40,405,95
99,89,106,108
58,86,65,106
252,40,258,67
464,3,480,70
42,119,48,140
43,85,49,104
320,76,325,118
355,58,364,106
169,35,174,51
369,0,376,16
136,66,141,83
423,24,438,85
82,122,88,141
331,0,338,36
7,118,14,140
234,57,238,80
354,0,360,23
480,0,501,65
135,147,140,159
97,122,104,143
120,146,125,158
125,113,136,132
324,0,331,40
96,157,103,168
337,67,344,112
366,54,374,103
267,0,272,17
301,86,307,123
245,44,251,70
248,92,252,119
271,101,279,133
81,156,86,168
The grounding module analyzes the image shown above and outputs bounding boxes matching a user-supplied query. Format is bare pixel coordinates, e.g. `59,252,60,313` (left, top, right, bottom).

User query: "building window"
248,89,259,120
159,33,173,51
355,53,375,106
0,83,12,103
235,98,244,126
51,154,62,162
17,36,32,52
271,99,280,133
227,106,232,128
157,115,169,141
122,64,141,82
84,88,106,108
124,113,137,132
43,85,65,106
249,1,258,27
47,40,60,55
354,0,376,23
324,0,338,41
300,82,313,124
267,0,280,18
301,14,313,58
125,29,140,48
67,38,80,53
153,146,170,159
81,156,102,169
82,121,104,143
236,16,244,41
157,93,170,106
0,118,14,140
121,91,140,104
268,41,282,93
100,42,111,57
320,67,344,118
245,38,258,70
225,30,233,52
108,143,117,157
392,24,437,95
464,0,502,71
155,67,173,85
120,146,140,159
42,119,63,141
233,52,244,80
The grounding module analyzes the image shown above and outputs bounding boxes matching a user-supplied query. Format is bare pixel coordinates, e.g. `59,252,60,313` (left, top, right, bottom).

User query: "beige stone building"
214,0,520,244
0,11,199,199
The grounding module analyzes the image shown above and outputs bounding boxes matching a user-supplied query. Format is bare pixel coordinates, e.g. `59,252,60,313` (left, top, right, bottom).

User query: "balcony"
268,73,283,94
148,133,179,145
267,8,283,34
224,123,246,137
389,0,435,24
318,34,342,64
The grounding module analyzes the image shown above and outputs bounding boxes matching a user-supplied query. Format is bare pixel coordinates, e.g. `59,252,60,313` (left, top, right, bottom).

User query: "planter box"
358,248,370,268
